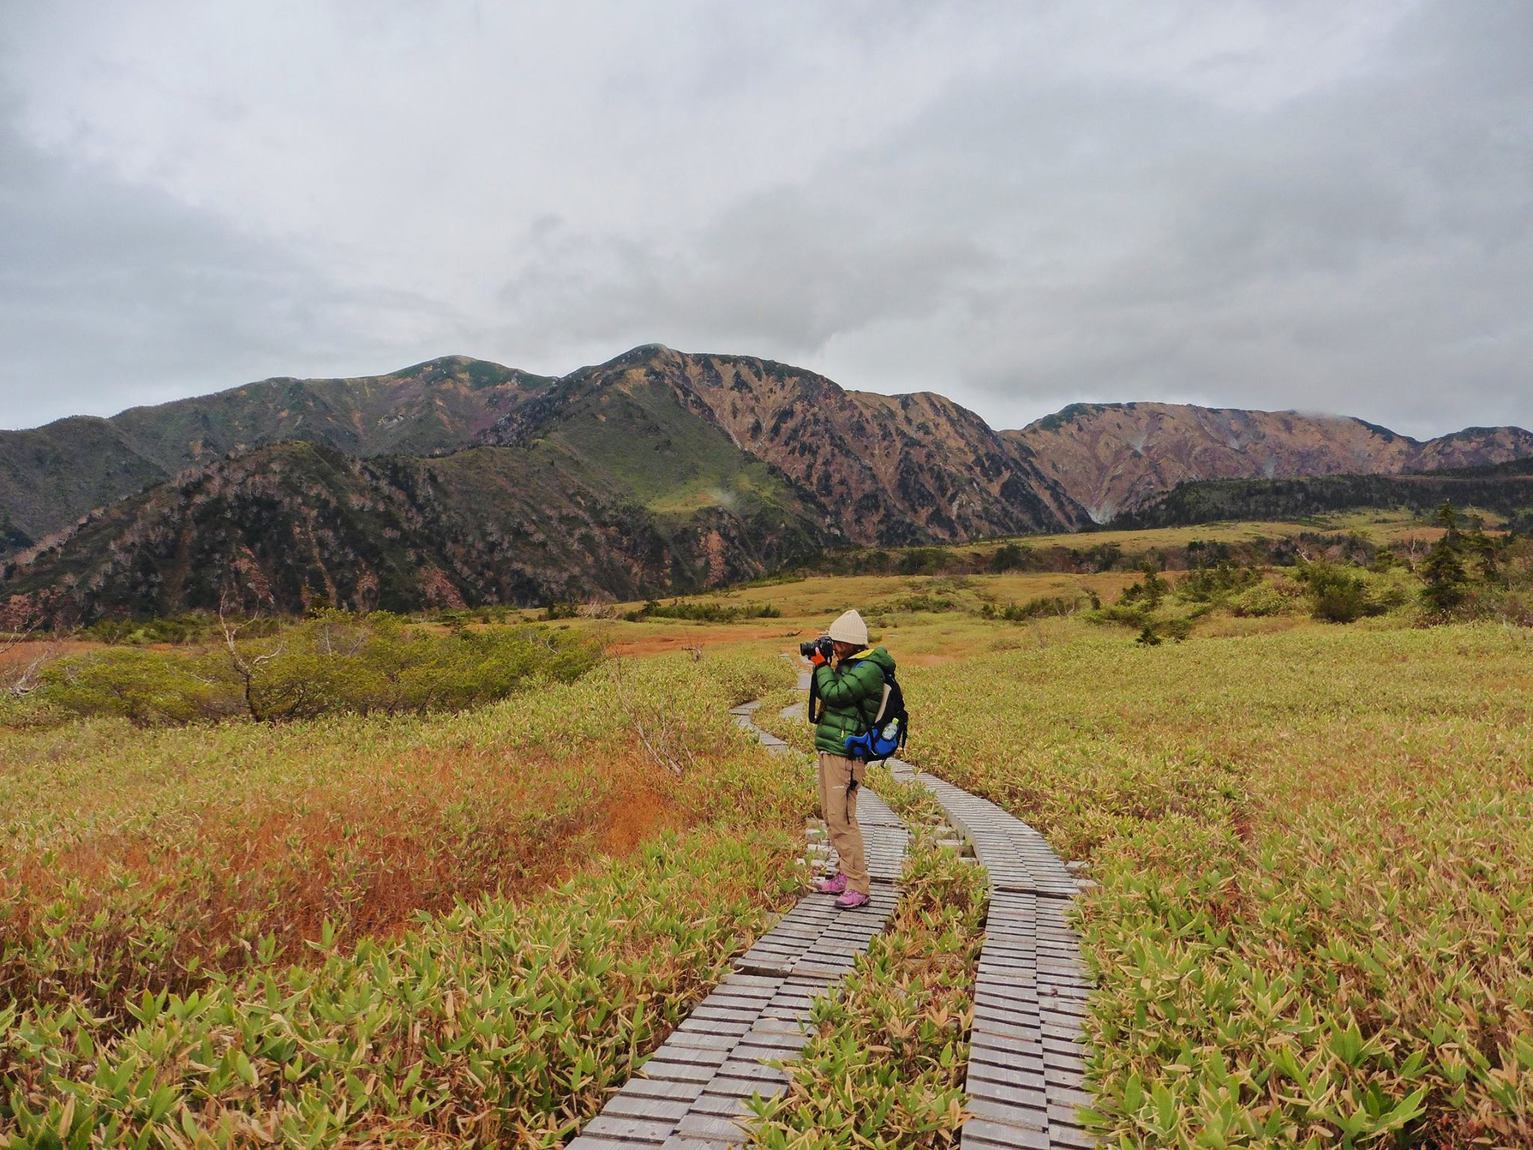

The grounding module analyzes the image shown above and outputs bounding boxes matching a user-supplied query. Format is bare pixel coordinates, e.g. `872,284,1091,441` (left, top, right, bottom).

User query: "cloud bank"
0,0,1528,438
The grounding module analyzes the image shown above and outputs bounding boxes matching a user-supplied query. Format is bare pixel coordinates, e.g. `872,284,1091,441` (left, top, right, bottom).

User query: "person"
806,608,896,911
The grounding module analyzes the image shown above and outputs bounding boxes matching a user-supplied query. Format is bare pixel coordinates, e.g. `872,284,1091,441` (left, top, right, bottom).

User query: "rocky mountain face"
1009,402,1533,523
4,346,1532,621
490,346,1085,544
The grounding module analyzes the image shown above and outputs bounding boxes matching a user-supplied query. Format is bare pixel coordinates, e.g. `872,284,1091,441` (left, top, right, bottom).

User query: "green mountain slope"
0,357,552,547
1,431,826,620
527,368,820,521
1110,458,1533,530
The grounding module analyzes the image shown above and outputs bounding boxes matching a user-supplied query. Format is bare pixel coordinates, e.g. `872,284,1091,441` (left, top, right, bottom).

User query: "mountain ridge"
1005,400,1533,523
488,346,1083,543
1110,456,1533,532
5,345,1532,620
0,356,554,544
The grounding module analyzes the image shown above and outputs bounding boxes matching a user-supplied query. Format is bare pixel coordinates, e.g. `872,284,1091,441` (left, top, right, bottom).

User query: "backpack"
828,658,908,764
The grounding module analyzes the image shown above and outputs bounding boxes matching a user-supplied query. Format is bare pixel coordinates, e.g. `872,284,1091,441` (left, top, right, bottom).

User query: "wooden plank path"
574,680,1095,1149
743,679,1096,1144
890,760,1097,1150
567,704,910,1150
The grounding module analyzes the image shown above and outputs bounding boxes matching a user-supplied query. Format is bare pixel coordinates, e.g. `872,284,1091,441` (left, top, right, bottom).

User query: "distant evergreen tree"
1138,561,1168,609
1459,513,1504,584
1297,560,1372,623
1421,502,1470,613
990,543,1028,572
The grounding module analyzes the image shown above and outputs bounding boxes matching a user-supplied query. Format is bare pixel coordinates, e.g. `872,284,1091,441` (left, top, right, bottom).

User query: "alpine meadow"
3,506,1532,1147
6,4,1533,1147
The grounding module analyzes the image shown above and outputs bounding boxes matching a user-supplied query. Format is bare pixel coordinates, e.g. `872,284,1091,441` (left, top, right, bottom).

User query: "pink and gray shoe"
815,872,848,895
835,889,871,910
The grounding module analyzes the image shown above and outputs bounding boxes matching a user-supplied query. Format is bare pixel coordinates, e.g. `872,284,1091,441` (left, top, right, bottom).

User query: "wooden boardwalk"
568,707,909,1150
897,763,1097,1149
571,689,1096,1149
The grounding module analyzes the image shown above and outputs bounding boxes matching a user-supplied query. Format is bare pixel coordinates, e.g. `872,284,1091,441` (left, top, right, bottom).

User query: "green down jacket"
811,646,896,756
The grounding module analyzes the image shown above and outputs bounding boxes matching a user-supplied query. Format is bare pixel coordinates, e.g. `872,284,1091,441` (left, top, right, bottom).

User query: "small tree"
218,603,286,722
1300,563,1370,623
990,543,1028,573
1138,561,1168,609
1420,501,1470,614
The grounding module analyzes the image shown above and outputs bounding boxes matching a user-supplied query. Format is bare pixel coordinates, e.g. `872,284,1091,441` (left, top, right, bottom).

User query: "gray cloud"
0,94,463,428
0,1,1529,439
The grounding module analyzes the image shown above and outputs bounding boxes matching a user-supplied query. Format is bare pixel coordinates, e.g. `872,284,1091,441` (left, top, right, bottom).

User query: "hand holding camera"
799,635,835,666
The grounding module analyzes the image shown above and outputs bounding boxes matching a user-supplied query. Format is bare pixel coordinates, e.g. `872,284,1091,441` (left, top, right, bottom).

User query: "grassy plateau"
2,511,1530,1147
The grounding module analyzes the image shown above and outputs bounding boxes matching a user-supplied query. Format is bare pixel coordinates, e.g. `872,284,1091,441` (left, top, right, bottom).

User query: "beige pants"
817,753,869,895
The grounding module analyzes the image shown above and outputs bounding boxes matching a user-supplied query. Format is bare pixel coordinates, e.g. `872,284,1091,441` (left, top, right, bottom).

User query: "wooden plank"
582,1114,676,1142
674,1113,749,1141
617,1078,708,1102
604,1095,694,1123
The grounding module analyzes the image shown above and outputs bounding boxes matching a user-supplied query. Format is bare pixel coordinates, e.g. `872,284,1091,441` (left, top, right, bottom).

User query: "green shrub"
30,613,601,726
1117,564,1169,609
80,613,276,646
623,598,781,623
1135,617,1192,645
984,594,1088,621
1295,562,1382,624
898,548,950,576
36,647,244,724
1175,562,1261,604
989,542,1031,572
1081,542,1124,572
1227,579,1298,617
889,593,958,614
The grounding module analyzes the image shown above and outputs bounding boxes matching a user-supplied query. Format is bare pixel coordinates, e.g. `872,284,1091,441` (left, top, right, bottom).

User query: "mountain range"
1017,402,1533,524
3,345,1531,620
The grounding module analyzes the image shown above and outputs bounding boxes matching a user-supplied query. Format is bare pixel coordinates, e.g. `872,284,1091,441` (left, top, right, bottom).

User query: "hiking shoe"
835,889,871,910
815,873,848,895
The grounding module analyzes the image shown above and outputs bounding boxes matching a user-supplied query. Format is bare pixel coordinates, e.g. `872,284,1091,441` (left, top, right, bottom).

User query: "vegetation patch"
17,611,599,726
3,829,804,1148
0,652,804,1027
622,598,783,623
907,625,1533,1146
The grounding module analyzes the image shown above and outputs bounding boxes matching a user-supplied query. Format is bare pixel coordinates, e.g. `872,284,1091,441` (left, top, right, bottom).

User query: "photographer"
804,609,896,910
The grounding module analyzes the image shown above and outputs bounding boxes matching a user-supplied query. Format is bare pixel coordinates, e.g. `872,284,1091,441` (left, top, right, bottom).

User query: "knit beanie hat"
827,609,869,646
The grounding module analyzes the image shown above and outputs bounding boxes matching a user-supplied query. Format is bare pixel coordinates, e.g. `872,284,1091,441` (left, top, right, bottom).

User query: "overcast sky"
1,1,1529,437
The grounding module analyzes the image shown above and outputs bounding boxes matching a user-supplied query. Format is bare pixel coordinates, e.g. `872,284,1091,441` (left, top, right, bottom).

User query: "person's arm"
813,660,878,708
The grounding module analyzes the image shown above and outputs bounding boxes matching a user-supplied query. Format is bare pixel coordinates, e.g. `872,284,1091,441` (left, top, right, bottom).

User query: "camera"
799,635,834,661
